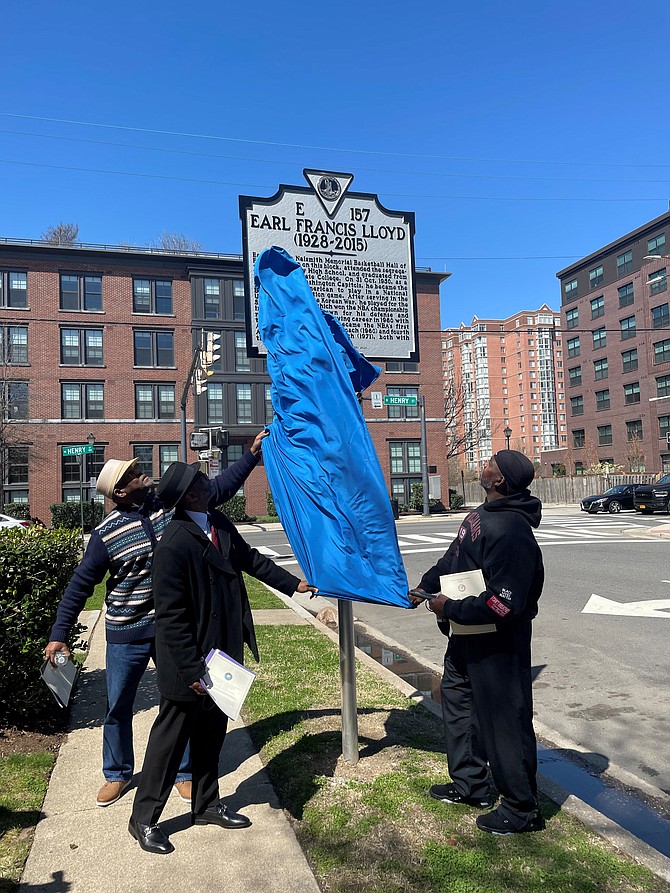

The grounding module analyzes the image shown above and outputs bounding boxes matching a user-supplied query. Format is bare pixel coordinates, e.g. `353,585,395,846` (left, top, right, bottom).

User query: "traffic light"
193,367,209,395
214,428,229,449
203,331,221,371
189,431,209,450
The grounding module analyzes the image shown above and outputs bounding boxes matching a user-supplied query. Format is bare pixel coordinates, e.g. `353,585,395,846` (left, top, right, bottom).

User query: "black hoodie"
418,490,544,629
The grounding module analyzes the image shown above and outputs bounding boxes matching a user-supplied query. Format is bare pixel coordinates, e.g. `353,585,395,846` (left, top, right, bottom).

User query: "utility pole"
419,394,430,516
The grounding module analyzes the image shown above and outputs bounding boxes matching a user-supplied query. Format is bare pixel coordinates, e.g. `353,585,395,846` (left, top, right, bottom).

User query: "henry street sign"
240,169,418,362
61,444,95,457
383,395,417,406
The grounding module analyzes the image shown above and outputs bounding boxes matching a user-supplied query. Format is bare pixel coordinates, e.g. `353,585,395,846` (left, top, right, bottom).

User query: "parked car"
633,473,670,514
580,485,640,514
0,512,30,529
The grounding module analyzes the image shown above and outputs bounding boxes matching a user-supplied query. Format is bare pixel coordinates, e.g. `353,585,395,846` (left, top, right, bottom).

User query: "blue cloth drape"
255,246,410,608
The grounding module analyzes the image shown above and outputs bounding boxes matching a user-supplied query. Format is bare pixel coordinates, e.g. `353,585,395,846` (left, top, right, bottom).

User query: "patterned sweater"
49,450,260,645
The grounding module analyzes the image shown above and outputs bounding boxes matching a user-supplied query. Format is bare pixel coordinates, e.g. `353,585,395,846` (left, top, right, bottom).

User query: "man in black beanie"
410,450,545,835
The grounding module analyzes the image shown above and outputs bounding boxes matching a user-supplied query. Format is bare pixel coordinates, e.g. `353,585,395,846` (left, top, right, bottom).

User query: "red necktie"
209,517,220,551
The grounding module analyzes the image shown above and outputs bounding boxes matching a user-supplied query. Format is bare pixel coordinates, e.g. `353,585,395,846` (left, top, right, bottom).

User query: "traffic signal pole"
180,348,202,461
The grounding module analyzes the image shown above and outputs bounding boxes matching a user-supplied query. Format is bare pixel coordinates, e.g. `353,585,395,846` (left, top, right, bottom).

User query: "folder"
439,569,497,635
200,649,256,721
40,658,79,708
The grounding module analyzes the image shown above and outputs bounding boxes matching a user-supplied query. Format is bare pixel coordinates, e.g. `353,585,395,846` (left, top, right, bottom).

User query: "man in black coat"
410,450,545,836
128,461,317,854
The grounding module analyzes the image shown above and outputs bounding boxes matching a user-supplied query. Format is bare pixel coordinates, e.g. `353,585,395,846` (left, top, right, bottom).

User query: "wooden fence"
461,473,662,508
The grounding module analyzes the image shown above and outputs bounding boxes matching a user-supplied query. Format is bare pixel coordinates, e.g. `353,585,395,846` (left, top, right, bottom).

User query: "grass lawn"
244,573,290,609
242,621,669,893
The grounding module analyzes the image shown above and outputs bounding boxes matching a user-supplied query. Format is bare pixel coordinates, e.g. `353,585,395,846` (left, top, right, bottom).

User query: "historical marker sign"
240,170,418,362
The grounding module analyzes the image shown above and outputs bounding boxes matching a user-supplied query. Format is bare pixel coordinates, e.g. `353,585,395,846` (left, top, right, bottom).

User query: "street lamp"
504,426,512,450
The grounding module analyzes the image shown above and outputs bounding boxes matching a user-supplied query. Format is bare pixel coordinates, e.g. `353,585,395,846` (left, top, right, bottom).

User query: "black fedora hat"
157,461,201,511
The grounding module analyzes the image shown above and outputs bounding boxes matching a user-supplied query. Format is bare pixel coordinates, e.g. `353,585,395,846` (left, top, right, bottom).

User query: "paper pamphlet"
439,569,497,635
40,658,79,708
201,649,256,721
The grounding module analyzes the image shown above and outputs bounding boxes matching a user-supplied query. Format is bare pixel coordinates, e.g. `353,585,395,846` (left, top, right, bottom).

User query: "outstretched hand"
251,429,270,456
296,580,319,599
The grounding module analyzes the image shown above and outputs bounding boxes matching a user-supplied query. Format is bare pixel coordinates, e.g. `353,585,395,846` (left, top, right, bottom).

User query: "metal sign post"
240,170,419,765
61,445,95,540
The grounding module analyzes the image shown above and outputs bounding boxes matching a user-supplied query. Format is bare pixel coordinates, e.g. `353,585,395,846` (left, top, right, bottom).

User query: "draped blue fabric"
255,246,410,608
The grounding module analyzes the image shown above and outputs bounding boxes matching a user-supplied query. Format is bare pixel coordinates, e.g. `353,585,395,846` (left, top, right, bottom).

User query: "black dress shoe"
128,818,175,854
192,803,251,829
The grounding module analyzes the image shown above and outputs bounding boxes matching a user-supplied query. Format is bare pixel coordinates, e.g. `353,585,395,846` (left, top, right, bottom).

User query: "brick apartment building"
0,238,449,523
442,305,563,473
542,210,670,476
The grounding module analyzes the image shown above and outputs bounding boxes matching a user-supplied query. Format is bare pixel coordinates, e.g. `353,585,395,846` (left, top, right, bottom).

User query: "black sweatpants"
131,695,229,826
442,623,538,820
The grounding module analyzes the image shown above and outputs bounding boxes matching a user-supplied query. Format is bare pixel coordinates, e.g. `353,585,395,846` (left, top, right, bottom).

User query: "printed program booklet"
201,649,256,720
439,569,497,635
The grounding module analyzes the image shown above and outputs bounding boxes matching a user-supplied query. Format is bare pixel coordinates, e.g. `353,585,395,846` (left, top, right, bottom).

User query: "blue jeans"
103,639,190,783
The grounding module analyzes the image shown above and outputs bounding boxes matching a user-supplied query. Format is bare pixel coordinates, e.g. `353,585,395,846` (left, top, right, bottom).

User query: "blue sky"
1,0,668,328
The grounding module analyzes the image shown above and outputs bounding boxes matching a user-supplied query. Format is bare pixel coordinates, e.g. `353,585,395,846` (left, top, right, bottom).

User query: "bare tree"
42,222,79,245
626,432,646,473
444,378,475,460
152,232,202,253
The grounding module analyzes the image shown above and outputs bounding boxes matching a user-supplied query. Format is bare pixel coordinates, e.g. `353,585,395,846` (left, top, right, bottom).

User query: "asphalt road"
242,506,670,797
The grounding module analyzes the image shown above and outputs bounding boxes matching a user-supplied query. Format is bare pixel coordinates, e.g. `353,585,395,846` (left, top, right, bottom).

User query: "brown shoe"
174,781,192,803
96,779,131,807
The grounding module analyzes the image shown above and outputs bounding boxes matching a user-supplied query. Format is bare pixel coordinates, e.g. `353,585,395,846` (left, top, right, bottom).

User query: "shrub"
0,526,83,727
50,501,105,531
2,502,31,521
218,494,248,523
265,491,278,518
409,483,440,512
450,494,464,510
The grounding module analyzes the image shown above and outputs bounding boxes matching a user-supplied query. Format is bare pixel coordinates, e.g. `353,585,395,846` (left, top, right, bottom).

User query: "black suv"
633,473,670,514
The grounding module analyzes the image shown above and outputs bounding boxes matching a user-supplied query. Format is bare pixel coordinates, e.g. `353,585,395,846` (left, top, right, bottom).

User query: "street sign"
61,444,94,457
383,395,417,406
240,169,418,362
370,391,383,409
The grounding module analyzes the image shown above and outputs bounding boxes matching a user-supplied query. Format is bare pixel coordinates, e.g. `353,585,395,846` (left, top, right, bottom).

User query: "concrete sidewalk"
20,609,320,893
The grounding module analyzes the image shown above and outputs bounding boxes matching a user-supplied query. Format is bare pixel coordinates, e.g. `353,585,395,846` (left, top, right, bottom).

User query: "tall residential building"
442,305,563,472
0,237,448,522
543,210,670,476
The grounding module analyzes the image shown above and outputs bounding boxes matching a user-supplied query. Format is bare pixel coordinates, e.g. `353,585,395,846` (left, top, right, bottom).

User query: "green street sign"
62,444,95,457
383,395,418,406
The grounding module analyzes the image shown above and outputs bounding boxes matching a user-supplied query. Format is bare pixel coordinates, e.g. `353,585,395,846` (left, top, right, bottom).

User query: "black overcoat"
152,508,300,701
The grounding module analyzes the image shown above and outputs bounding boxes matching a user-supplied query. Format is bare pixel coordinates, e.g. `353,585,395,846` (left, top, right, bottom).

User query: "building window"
0,271,28,308
236,383,252,423
61,446,104,501
60,274,102,311
4,445,29,505
265,384,274,425
233,280,246,322
573,429,585,448
133,330,174,367
592,326,607,350
204,279,221,319
564,279,578,300
623,381,641,405
657,374,670,397
616,250,633,277
622,349,638,373
133,279,173,314
626,420,643,441
659,417,670,441
389,441,421,506
235,331,250,372
386,387,419,419
159,445,179,476
134,383,175,419
207,383,224,425
61,382,104,419
566,307,579,329
649,268,667,297
568,366,582,387
567,336,580,358
133,445,154,477
652,303,670,329
620,316,636,340
570,395,584,416
597,425,612,446
595,389,610,411
0,326,28,364
60,328,103,366
647,233,666,256
590,295,604,319
386,361,419,373
589,265,604,289
618,282,634,307
2,381,28,420
594,358,608,380
654,338,670,364
575,461,585,475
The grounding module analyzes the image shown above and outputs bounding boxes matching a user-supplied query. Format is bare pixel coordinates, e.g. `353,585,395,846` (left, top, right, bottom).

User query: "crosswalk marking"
256,545,280,557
